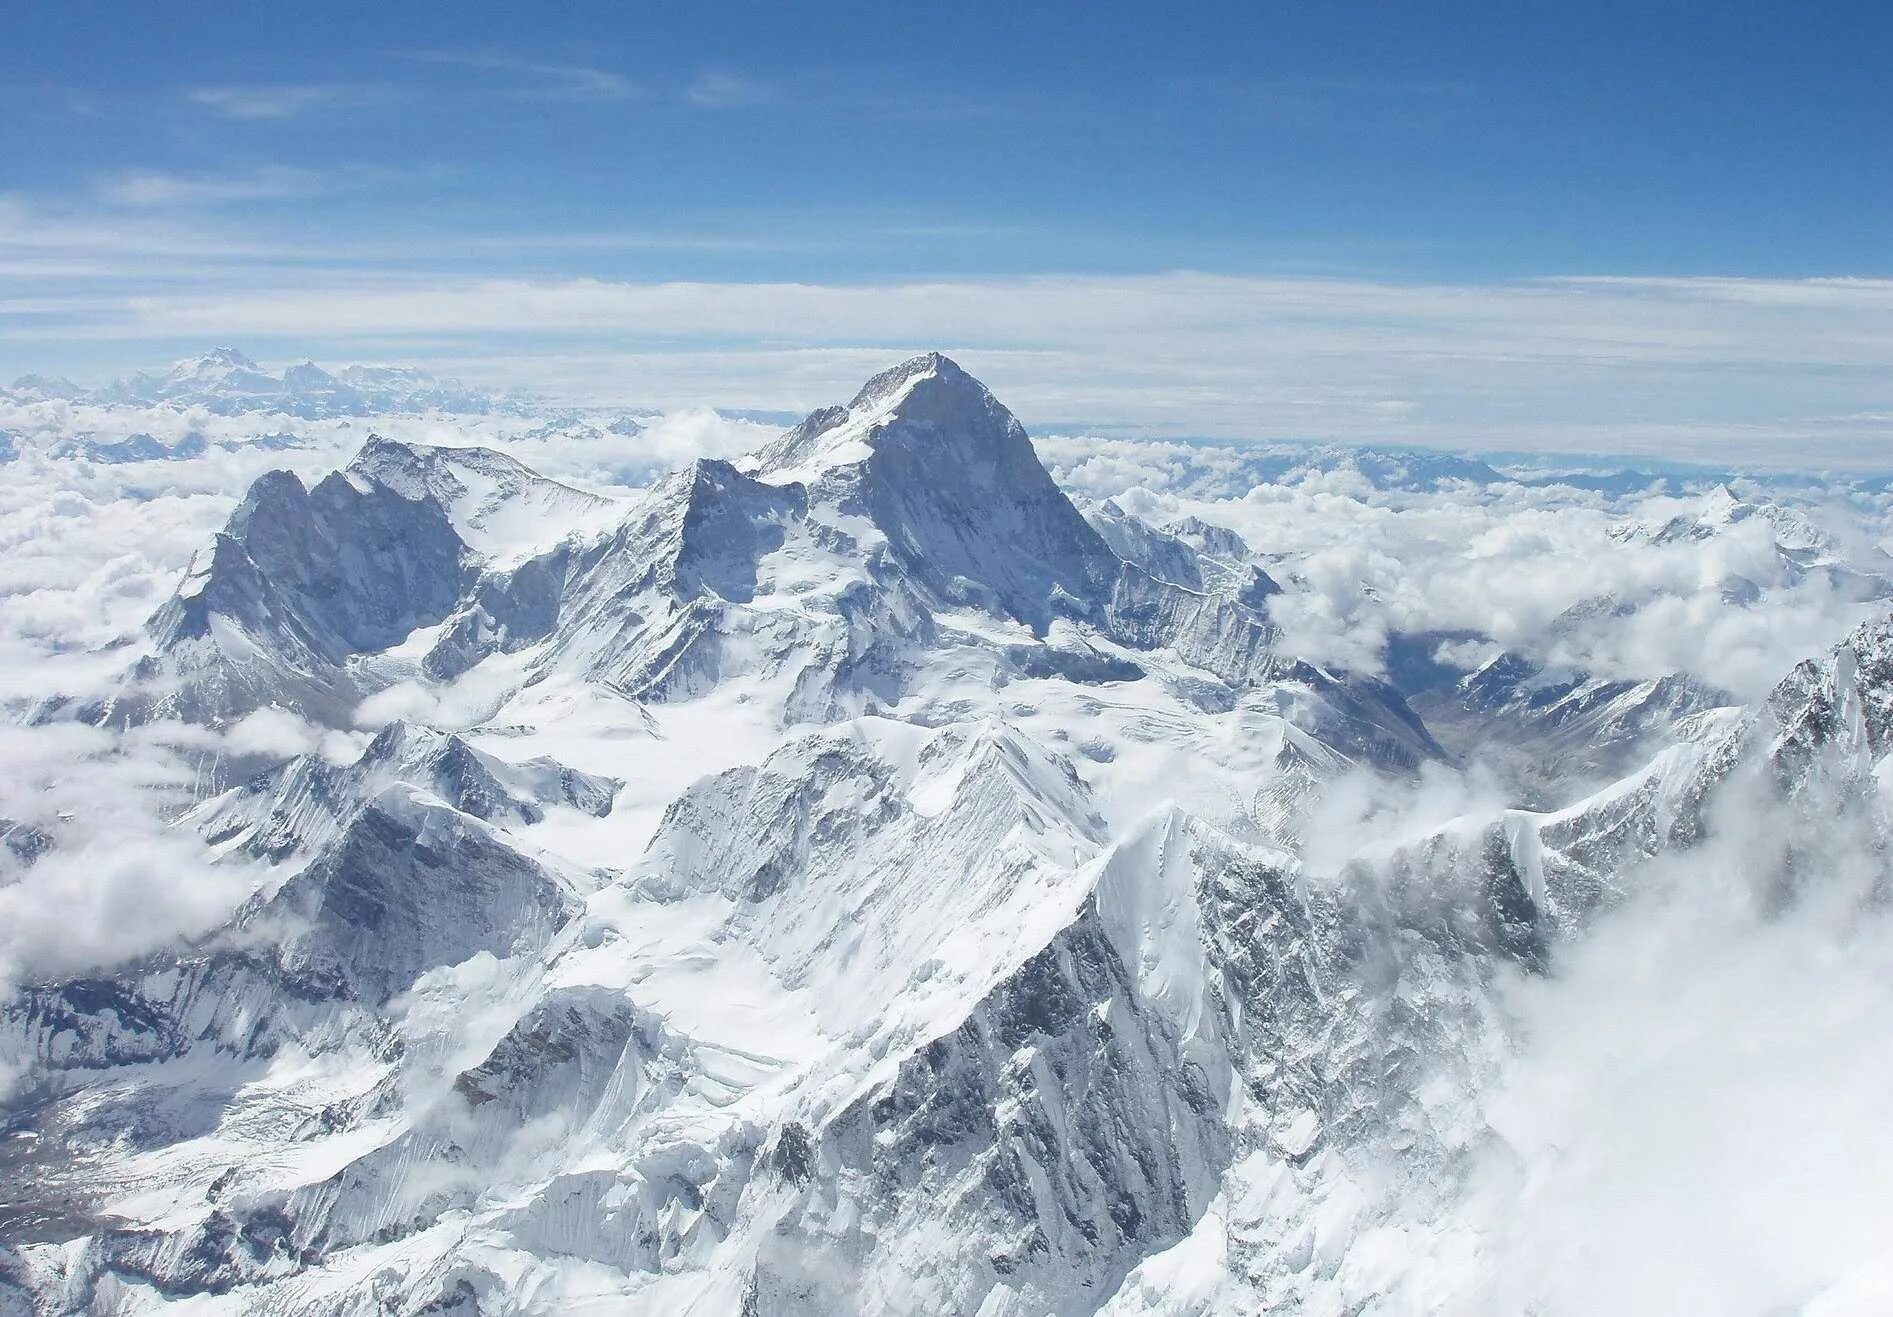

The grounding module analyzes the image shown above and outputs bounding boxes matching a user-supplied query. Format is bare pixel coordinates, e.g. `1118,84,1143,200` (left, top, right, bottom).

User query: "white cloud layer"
1458,751,1893,1314
0,721,261,998
1056,452,1893,701
4,260,1892,463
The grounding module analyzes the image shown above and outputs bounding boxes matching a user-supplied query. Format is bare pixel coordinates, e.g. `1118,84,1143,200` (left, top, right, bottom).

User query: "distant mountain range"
7,348,520,417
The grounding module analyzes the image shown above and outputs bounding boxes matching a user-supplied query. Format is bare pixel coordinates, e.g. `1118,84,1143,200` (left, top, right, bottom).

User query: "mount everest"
3,354,1893,1315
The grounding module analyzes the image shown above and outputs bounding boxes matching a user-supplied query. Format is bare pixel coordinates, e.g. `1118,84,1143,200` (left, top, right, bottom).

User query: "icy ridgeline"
2,355,1889,1314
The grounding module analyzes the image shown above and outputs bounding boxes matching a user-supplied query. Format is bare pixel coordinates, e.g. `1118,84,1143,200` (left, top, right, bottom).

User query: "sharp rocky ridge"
3,355,1888,1314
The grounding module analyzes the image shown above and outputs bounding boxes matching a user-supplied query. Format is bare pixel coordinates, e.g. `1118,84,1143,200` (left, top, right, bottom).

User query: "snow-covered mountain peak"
754,351,1028,481
1597,484,1886,608
1634,482,1833,555
847,349,980,413
166,346,263,379
144,348,281,401
1702,481,1744,515
7,372,82,399
280,360,340,391
735,353,1126,633
345,434,622,560
346,432,529,494
120,358,1446,754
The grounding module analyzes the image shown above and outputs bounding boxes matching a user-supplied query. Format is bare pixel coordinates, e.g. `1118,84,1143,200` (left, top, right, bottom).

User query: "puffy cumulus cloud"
224,706,361,762
0,721,263,1003
1052,448,1893,701
1465,894,1893,1314
1299,758,1516,883
495,408,776,490
0,824,255,991
635,408,773,465
352,681,443,730
1448,748,1893,1316
1541,580,1872,699
1037,434,1268,501
349,651,540,734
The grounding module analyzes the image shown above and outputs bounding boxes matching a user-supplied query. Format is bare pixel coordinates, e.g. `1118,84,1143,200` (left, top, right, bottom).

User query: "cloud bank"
5,258,1893,463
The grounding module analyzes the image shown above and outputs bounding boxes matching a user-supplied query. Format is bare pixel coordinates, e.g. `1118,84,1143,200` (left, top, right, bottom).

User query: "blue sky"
4,0,1892,459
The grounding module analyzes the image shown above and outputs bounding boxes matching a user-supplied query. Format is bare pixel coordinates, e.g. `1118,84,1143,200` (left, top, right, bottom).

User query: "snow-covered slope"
5,356,1891,1316
1401,644,1735,798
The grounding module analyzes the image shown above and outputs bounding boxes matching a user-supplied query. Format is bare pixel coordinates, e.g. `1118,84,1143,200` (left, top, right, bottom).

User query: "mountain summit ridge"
119,355,1443,764
753,351,1031,478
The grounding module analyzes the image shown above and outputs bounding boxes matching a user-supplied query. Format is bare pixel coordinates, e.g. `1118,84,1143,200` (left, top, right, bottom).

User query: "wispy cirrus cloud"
185,82,398,119
94,166,334,208
6,267,1881,464
91,164,436,210
686,72,772,108
3,231,1890,464
411,50,636,101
